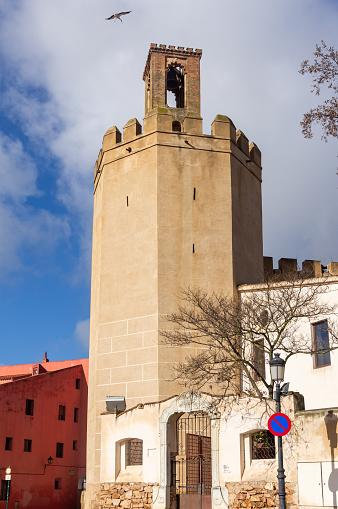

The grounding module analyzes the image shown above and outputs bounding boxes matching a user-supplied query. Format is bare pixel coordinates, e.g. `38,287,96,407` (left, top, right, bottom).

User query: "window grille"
126,439,143,466
252,430,275,460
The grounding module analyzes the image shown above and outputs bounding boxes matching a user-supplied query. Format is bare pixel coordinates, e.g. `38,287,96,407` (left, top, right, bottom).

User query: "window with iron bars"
252,430,275,460
126,439,143,466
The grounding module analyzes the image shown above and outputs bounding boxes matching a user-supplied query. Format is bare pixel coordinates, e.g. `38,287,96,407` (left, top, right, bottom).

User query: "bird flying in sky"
105,11,131,22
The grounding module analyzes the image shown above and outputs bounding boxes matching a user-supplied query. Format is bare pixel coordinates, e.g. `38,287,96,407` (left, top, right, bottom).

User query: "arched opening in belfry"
172,121,182,132
166,66,185,108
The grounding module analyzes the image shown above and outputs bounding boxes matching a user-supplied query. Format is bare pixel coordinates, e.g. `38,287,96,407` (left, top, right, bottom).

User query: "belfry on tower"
86,44,263,506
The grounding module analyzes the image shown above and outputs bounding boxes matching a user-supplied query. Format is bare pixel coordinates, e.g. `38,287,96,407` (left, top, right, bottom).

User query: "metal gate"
171,412,212,509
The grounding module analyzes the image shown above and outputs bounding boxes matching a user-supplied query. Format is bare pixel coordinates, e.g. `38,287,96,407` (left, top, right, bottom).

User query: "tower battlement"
94,114,262,185
263,256,338,280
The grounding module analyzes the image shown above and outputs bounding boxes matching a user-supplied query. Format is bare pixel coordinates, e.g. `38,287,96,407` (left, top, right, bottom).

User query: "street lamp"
5,467,11,509
47,456,54,465
269,353,286,509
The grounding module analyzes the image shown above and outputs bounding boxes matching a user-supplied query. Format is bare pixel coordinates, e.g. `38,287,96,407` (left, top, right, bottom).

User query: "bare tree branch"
160,274,338,405
299,41,338,143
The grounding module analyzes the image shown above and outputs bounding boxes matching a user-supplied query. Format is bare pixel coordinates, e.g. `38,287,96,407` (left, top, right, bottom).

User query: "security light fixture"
106,396,126,413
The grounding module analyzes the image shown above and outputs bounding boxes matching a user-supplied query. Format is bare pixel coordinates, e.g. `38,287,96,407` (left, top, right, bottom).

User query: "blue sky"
0,0,337,366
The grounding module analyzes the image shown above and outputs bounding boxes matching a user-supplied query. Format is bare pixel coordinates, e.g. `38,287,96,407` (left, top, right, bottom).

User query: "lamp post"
269,353,286,509
5,467,11,509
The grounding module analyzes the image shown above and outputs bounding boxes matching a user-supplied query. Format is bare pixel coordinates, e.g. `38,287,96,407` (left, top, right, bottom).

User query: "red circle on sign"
268,412,291,436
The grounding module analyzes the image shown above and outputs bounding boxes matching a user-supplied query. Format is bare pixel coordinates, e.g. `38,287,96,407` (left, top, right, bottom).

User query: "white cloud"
0,0,337,276
0,131,70,275
74,318,90,349
0,132,39,200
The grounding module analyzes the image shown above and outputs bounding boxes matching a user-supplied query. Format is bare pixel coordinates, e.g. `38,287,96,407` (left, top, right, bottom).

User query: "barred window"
126,439,143,466
252,430,275,460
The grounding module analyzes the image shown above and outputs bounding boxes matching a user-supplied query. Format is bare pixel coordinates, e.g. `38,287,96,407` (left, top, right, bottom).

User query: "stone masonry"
226,481,298,509
99,483,159,509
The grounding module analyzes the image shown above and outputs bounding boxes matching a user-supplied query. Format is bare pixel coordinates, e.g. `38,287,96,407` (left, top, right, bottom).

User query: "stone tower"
85,44,263,507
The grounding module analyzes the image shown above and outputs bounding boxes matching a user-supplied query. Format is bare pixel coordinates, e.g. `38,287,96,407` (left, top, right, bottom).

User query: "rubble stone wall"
99,483,158,509
225,481,298,509
99,481,298,509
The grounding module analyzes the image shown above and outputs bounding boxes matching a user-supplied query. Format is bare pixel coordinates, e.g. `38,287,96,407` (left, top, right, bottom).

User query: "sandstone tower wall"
85,44,264,507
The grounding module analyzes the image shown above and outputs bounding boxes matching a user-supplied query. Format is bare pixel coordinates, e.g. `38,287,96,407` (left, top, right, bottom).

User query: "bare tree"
299,41,338,142
160,275,338,402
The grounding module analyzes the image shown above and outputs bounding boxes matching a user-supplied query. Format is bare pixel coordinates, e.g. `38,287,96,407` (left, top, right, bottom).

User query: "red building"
0,354,88,509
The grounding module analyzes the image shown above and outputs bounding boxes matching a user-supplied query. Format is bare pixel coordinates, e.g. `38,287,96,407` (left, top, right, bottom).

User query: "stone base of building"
99,483,159,509
225,481,297,509
99,481,297,509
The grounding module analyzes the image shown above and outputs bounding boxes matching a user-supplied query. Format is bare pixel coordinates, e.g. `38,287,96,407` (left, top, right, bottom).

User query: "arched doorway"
172,412,211,509
153,392,228,509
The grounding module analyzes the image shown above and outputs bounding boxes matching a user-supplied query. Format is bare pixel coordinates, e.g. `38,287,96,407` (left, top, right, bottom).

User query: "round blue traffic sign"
268,412,291,436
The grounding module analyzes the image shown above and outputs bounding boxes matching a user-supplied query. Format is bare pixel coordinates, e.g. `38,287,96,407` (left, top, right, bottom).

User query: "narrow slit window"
193,244,195,253
127,196,129,207
74,407,79,423
193,187,196,200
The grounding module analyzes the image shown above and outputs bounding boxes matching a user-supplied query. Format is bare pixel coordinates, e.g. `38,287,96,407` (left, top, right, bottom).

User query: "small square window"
54,478,62,489
313,321,331,368
25,399,34,416
24,439,32,452
58,405,66,421
56,442,64,458
74,408,79,423
5,437,13,451
73,440,78,451
75,378,80,389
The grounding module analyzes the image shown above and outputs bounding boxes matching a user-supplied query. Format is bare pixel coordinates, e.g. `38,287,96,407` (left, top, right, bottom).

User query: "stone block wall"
225,481,298,509
99,483,159,509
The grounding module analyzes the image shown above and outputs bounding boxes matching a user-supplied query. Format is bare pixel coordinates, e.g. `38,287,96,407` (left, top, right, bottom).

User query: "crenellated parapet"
93,111,262,187
264,256,338,280
211,115,261,166
143,43,202,82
